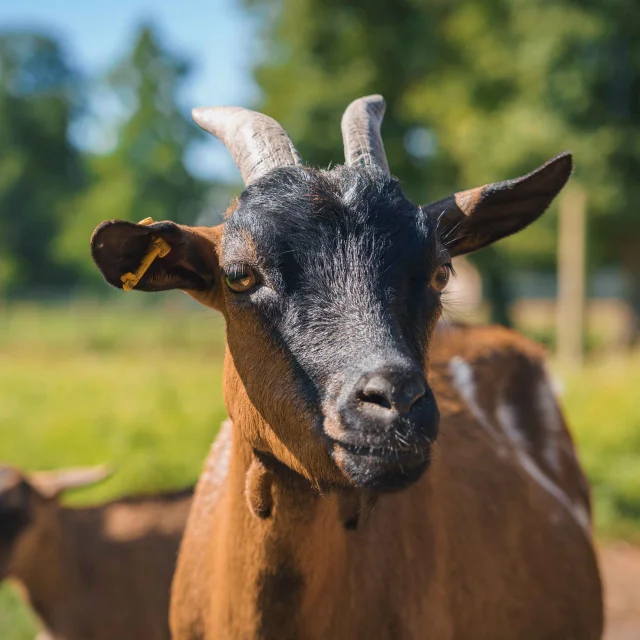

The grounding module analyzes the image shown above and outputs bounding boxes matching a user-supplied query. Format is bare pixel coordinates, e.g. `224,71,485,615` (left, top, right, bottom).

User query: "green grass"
0,584,35,640
0,298,638,638
0,296,228,501
0,296,228,639
558,354,640,541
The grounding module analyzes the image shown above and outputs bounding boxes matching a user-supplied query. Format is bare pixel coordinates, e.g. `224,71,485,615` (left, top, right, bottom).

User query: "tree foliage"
58,24,207,285
246,0,640,326
1,5,639,329
0,24,209,291
0,32,85,292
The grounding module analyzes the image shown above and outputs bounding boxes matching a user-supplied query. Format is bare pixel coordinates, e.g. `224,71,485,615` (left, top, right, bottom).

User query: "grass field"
1,298,639,639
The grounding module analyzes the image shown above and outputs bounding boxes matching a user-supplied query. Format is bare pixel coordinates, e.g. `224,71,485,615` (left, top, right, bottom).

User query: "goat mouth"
327,436,432,492
330,439,430,465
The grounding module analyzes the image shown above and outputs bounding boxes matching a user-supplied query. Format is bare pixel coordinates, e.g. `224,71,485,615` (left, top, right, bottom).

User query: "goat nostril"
357,373,426,415
366,392,391,409
359,390,392,410
358,376,394,410
406,381,427,412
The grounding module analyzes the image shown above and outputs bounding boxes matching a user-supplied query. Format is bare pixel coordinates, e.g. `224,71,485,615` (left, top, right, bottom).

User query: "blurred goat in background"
0,465,192,640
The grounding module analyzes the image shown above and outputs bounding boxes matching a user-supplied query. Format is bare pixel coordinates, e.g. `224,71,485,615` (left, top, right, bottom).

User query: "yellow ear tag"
120,217,172,292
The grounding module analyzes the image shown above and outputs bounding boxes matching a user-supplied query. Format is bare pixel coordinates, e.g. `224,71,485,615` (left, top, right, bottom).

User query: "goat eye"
430,264,451,293
224,265,257,293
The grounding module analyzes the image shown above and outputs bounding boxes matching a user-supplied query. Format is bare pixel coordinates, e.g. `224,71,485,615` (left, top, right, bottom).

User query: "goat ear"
422,153,573,257
28,464,113,499
91,220,223,308
0,467,23,494
0,467,32,542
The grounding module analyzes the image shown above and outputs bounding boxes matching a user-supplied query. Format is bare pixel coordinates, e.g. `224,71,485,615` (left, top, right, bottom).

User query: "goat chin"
331,444,432,494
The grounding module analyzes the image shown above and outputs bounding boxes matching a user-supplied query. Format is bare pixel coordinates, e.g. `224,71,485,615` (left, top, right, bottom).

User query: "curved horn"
192,106,302,185
341,95,390,175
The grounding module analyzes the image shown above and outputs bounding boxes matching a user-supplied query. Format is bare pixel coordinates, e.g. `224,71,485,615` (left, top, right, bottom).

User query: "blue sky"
0,0,259,180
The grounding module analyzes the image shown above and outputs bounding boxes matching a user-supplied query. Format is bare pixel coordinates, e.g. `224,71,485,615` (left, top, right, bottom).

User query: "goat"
91,95,603,639
0,465,192,640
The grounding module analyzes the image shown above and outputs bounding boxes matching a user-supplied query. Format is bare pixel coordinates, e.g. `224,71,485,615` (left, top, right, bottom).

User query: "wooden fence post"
556,184,587,367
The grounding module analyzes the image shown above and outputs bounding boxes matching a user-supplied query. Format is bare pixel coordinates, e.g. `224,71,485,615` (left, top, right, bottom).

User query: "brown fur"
171,323,602,639
3,470,192,640
453,185,485,214
245,454,275,520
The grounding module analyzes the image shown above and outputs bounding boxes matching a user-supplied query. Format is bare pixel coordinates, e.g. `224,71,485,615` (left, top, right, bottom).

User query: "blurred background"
0,0,639,637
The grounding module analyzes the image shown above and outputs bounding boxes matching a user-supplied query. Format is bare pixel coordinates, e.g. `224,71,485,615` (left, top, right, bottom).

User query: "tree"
572,0,640,343
245,0,640,331
58,23,208,284
0,31,85,293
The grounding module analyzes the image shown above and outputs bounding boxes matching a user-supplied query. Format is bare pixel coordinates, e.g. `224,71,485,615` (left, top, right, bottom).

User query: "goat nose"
357,370,426,416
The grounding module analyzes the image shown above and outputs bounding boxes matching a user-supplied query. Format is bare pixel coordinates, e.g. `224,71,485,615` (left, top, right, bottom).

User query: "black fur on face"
222,165,445,492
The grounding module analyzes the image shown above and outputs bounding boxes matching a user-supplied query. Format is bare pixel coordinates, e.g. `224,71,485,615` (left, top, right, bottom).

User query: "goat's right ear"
91,220,223,308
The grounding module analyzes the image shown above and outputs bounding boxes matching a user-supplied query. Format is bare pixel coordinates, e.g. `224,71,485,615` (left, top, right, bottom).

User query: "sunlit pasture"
1,299,638,638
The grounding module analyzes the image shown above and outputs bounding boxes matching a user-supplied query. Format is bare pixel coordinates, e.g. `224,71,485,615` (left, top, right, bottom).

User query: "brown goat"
91,95,602,639
0,465,192,640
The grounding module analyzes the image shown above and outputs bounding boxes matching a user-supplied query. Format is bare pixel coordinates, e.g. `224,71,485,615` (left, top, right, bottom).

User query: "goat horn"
341,95,390,175
192,106,303,185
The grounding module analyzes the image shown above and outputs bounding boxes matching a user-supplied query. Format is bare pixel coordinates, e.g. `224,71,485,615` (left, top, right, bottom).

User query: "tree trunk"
472,247,513,328
620,245,640,347
556,185,586,367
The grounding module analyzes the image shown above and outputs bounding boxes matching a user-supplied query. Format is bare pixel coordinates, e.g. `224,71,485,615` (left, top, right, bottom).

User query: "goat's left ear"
422,152,573,256
91,220,222,308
